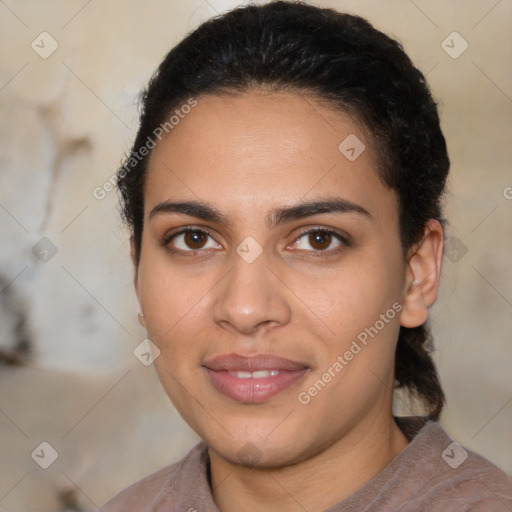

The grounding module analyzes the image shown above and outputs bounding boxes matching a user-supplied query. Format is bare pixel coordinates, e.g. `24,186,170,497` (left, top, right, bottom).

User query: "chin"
202,421,319,469
211,440,305,469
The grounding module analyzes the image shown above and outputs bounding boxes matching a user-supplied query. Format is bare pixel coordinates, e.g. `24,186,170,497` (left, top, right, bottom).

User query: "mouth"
203,353,310,403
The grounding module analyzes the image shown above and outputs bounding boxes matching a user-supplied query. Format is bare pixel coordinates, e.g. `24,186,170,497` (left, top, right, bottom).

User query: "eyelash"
163,227,350,256
292,228,350,256
163,227,217,255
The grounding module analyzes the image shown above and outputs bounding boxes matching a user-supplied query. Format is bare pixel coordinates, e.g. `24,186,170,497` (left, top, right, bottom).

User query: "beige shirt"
100,417,512,511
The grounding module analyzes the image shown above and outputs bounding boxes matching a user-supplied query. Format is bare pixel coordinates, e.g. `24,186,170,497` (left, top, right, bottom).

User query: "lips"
203,353,308,372
203,353,309,403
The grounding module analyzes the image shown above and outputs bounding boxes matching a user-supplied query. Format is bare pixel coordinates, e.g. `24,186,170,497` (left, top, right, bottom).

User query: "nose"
212,250,292,336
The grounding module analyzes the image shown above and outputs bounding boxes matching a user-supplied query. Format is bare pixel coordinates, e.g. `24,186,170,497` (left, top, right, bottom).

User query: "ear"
400,219,444,328
130,236,146,327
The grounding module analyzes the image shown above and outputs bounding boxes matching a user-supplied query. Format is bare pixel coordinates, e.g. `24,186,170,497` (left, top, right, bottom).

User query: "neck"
209,413,409,512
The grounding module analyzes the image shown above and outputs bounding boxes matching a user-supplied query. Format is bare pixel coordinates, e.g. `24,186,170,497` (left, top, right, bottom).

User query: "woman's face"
135,90,411,467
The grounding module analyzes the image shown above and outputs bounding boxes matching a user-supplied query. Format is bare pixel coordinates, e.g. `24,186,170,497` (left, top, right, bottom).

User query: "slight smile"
203,353,311,403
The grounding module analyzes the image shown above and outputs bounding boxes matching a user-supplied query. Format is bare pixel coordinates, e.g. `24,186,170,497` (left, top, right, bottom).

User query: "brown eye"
291,228,346,253
308,231,332,250
184,230,208,249
167,229,221,253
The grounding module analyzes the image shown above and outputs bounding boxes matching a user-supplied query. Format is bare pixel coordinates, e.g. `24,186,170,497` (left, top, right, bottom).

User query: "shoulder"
418,448,512,511
396,419,512,511
433,443,512,510
98,442,207,512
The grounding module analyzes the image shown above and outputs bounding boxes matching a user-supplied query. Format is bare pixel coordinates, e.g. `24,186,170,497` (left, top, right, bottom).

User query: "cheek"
294,254,404,404
298,257,401,338
297,284,401,421
137,254,213,340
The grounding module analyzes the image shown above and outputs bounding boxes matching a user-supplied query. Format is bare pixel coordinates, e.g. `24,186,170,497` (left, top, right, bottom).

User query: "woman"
102,1,512,510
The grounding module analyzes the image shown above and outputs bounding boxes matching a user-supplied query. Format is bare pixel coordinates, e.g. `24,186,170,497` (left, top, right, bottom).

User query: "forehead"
144,90,397,223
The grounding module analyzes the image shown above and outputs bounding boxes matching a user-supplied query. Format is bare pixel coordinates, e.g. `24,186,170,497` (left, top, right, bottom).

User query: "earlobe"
400,219,444,328
130,236,146,327
130,236,139,295
130,236,139,273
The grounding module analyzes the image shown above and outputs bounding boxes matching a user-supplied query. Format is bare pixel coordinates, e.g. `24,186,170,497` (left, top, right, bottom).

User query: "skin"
132,90,444,512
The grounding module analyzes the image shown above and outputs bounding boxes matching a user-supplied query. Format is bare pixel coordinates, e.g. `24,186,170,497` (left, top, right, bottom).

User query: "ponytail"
395,324,445,420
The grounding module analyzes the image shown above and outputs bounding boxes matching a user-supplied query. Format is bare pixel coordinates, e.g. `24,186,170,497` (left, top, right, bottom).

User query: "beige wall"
0,0,511,509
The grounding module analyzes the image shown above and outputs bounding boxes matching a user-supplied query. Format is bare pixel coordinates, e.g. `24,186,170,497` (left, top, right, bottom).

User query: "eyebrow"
148,198,371,226
269,198,371,227
149,200,226,223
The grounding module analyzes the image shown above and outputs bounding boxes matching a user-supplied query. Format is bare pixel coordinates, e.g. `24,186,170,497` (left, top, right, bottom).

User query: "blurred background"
0,0,511,510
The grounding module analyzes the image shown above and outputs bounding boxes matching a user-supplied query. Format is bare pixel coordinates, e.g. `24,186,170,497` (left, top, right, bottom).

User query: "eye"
290,228,347,252
166,228,222,252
